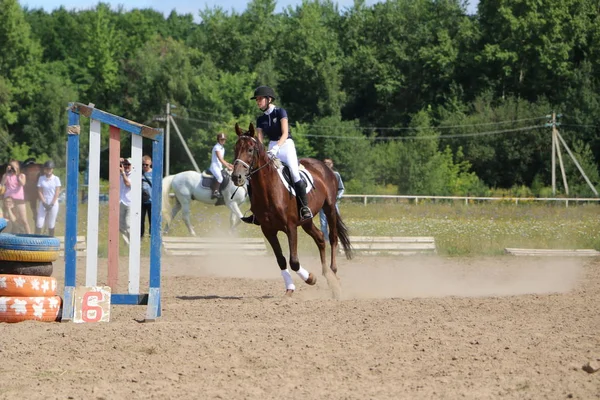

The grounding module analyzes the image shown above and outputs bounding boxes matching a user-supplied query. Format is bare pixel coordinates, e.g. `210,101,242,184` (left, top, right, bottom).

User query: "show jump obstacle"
62,103,164,322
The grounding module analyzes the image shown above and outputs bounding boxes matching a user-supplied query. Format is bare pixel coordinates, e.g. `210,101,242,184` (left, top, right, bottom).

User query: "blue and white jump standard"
62,102,164,322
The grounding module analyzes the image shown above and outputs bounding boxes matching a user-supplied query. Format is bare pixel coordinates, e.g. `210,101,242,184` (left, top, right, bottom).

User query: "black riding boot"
294,180,313,220
240,182,260,225
35,227,42,235
48,228,55,237
210,179,221,199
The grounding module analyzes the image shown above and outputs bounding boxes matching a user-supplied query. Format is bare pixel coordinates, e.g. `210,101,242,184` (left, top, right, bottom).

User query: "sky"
19,0,479,20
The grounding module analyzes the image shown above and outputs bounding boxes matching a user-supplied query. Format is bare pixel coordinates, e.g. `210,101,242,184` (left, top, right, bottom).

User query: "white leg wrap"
296,266,310,282
281,269,295,291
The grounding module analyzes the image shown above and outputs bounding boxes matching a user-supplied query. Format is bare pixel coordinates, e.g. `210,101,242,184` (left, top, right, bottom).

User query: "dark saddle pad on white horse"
201,170,214,188
201,170,231,192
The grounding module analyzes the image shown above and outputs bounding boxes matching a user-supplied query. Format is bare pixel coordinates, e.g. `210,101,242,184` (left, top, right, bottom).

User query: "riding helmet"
251,86,276,100
43,160,55,169
216,133,226,141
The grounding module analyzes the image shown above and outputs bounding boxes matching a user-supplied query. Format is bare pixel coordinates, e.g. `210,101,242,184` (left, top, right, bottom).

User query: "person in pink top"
1,160,32,234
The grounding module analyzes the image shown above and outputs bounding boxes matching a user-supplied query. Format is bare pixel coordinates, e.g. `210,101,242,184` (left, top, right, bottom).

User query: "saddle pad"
275,164,314,196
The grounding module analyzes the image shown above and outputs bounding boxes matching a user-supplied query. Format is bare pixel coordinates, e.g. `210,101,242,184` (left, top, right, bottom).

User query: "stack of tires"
0,218,62,323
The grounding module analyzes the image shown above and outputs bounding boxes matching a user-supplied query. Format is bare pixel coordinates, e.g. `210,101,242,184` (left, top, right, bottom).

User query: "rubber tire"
0,249,59,262
0,295,62,323
0,233,60,251
0,218,6,233
0,274,57,296
0,261,53,277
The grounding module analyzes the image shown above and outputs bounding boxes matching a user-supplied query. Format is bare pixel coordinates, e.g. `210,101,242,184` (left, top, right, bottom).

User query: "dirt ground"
0,252,599,400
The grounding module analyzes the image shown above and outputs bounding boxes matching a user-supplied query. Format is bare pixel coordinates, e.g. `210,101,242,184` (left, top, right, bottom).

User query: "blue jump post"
62,102,164,322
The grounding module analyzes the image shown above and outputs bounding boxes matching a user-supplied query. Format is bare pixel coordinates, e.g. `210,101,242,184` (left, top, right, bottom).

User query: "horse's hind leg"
164,200,182,234
181,201,196,236
325,204,339,275
301,220,341,299
262,229,293,295
286,226,317,289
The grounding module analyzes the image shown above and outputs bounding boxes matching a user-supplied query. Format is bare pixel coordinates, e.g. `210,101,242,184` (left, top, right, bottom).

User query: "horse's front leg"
227,202,243,232
262,228,293,295
287,226,317,288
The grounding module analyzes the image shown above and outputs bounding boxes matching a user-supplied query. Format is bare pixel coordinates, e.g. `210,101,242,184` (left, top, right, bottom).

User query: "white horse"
161,170,248,236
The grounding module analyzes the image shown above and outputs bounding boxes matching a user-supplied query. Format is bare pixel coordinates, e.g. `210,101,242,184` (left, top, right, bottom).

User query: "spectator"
141,155,152,238
1,160,31,234
319,158,344,241
35,160,61,236
119,157,132,245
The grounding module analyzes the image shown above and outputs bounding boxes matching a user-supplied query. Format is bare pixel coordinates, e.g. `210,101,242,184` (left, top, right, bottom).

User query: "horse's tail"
162,175,175,224
336,210,353,260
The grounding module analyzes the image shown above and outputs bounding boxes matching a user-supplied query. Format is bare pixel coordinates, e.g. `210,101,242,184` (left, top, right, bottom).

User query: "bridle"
233,136,273,179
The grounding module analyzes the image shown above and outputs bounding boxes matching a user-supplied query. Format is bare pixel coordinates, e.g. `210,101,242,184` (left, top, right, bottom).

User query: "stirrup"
299,206,313,221
241,215,260,225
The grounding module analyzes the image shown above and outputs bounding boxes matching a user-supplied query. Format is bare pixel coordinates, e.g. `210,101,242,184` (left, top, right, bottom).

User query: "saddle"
200,170,214,188
201,170,231,192
273,160,314,195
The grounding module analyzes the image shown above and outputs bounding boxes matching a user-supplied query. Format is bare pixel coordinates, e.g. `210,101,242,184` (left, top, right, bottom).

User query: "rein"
233,137,274,179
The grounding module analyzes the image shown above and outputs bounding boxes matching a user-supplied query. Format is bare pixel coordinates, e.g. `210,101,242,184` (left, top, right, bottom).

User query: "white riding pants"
270,139,301,183
36,202,59,229
210,164,224,183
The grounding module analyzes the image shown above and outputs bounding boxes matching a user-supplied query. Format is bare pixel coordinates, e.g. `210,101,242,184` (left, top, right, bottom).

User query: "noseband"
233,136,273,179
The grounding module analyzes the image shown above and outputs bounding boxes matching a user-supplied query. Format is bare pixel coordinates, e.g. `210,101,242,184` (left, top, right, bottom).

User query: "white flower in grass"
0,297,9,312
0,277,6,289
31,278,40,291
13,276,26,288
48,297,59,309
41,280,50,293
10,299,27,314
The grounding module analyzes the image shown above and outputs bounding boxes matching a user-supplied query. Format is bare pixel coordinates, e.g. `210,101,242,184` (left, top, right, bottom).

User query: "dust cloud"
163,253,585,300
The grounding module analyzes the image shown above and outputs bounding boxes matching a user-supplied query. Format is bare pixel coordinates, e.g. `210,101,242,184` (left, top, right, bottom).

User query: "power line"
171,113,545,140
304,116,548,131
561,123,598,128
303,125,545,140
177,105,548,131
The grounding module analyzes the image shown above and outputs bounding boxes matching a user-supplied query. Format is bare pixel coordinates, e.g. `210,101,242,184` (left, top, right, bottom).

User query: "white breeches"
36,203,59,229
210,164,223,183
270,139,301,183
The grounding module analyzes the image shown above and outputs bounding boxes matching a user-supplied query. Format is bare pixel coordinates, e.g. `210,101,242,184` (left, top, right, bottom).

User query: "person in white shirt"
119,158,132,244
209,133,233,199
35,160,61,236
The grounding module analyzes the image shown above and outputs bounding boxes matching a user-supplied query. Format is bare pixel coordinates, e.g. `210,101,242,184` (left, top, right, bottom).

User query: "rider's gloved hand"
267,144,280,159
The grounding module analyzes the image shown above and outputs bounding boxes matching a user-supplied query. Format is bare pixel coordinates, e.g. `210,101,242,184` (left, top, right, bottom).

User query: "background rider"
210,133,233,199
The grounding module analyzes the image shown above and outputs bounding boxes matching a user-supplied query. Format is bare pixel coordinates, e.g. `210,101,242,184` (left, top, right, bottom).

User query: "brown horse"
0,160,43,221
231,123,353,299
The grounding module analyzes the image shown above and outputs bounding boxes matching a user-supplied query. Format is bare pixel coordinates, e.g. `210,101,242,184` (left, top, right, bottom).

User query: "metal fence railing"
342,194,600,207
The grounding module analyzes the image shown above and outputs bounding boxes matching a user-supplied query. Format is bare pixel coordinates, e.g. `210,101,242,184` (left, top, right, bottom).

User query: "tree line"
0,0,598,196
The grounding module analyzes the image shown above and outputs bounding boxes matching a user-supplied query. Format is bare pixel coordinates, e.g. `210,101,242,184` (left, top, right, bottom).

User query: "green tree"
278,0,345,121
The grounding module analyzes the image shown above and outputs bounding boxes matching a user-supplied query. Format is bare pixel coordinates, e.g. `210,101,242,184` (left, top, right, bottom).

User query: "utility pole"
162,102,201,174
165,102,171,176
546,112,598,197
547,112,568,195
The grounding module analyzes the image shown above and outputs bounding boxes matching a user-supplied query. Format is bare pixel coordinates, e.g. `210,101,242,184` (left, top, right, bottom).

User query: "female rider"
241,85,312,224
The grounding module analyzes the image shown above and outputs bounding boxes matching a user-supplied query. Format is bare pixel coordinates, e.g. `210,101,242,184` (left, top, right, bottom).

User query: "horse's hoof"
305,273,317,286
285,289,294,297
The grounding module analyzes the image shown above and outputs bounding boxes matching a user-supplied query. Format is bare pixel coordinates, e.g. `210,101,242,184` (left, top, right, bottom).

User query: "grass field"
33,198,599,257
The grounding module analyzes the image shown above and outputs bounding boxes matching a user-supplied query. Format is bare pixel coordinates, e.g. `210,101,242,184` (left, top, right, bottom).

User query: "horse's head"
232,123,267,186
